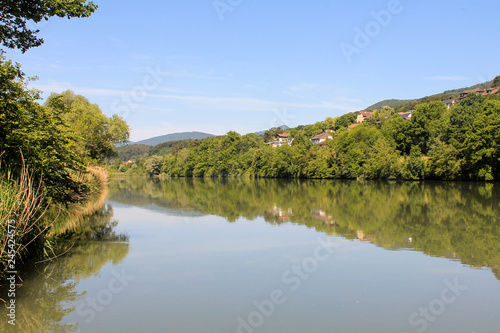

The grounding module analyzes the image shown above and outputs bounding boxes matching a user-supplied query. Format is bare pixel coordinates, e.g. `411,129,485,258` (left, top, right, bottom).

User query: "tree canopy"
493,75,500,88
46,90,130,162
0,58,129,201
0,0,97,52
0,56,85,201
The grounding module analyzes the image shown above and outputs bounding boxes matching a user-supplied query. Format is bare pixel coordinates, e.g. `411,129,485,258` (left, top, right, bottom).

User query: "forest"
115,90,500,182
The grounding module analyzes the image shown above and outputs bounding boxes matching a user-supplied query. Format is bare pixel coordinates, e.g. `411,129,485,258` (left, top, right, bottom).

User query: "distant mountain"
254,125,290,136
134,131,215,146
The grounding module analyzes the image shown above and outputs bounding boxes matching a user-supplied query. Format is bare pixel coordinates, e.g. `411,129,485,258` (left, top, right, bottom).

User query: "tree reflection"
110,177,500,280
0,204,129,332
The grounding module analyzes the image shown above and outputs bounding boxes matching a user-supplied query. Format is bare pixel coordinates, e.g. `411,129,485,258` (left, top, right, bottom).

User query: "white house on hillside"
311,132,333,145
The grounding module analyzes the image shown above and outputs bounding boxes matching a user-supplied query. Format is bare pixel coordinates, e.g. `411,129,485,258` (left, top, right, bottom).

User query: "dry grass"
0,157,50,269
1,158,111,270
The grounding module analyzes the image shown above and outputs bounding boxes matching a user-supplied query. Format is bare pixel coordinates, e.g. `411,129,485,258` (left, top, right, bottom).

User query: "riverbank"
0,165,110,278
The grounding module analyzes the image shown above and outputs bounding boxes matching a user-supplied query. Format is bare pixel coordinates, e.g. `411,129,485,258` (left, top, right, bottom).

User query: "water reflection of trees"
110,177,500,279
0,204,129,333
57,203,129,242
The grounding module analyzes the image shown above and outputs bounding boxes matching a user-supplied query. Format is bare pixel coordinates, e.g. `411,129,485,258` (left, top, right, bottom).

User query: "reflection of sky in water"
61,201,500,333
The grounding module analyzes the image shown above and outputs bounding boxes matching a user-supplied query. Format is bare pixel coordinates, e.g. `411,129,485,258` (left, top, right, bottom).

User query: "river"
2,177,500,332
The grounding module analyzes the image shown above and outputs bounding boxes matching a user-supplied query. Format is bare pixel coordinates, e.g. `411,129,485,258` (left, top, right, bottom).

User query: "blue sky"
5,0,500,141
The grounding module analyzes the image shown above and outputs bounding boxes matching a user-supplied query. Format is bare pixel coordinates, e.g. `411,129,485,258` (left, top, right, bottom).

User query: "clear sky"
5,0,500,141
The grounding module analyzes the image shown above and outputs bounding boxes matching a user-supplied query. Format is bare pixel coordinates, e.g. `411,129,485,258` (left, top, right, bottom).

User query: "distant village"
265,86,500,148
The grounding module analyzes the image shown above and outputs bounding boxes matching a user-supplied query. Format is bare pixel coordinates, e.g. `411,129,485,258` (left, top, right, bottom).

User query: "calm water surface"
3,178,500,332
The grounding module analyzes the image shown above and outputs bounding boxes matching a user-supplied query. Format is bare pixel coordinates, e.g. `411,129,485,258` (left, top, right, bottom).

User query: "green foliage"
411,101,448,154
447,95,500,180
114,139,194,163
365,99,415,111
151,139,192,156
334,126,398,179
156,94,500,181
263,127,284,142
0,57,86,201
324,116,336,128
115,144,151,161
0,160,47,268
426,140,462,180
45,90,130,163
335,112,357,130
443,79,496,94
0,0,97,52
373,106,395,123
493,75,500,88
392,78,499,112
400,146,426,180
110,92,500,182
144,156,164,176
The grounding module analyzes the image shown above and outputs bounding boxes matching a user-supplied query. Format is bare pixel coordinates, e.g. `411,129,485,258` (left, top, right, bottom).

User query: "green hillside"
443,80,494,94
116,139,194,161
366,99,415,110
366,78,496,111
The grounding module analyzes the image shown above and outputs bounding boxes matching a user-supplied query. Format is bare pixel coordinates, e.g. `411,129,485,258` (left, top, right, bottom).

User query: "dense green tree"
363,137,399,179
400,146,426,180
335,112,357,130
291,131,312,152
426,139,462,179
447,95,500,180
373,106,395,124
0,57,85,201
493,75,500,88
144,155,164,176
46,90,130,162
387,115,414,155
237,133,261,154
263,127,284,142
0,0,97,52
411,101,447,154
301,124,323,137
314,121,328,132
116,144,151,161
334,126,390,178
324,116,336,128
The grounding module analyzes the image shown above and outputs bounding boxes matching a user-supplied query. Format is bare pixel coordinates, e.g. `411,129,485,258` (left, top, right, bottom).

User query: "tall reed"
0,157,50,271
1,158,111,272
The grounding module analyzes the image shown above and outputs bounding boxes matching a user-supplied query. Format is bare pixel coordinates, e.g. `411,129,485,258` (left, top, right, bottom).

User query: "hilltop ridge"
365,78,496,111
133,131,215,146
